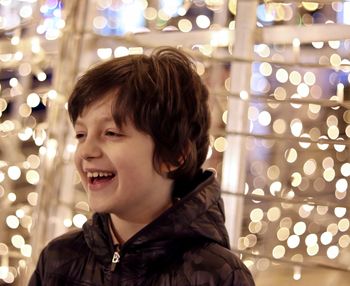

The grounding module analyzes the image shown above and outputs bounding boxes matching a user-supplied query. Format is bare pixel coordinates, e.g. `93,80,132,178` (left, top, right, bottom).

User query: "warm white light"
258,111,271,126
26,170,40,185
276,68,288,83
0,243,8,256
285,148,297,163
312,41,324,49
291,172,302,187
11,235,25,249
27,154,41,169
97,48,112,59
338,218,350,232
267,207,281,221
255,44,270,57
196,15,210,29
20,5,33,18
128,47,143,55
269,181,282,196
7,192,16,202
336,178,348,193
293,221,306,235
27,93,41,108
6,215,20,229
306,244,319,256
340,163,350,177
299,134,311,149
293,266,301,280
9,78,18,87
303,159,316,175
213,137,227,152
305,233,318,246
287,234,300,249
317,136,329,150
16,209,25,218
327,126,339,139
20,244,32,257
327,245,339,259
297,83,309,97
64,218,73,228
73,214,87,228
144,7,157,20
114,46,129,58
323,168,335,182
210,30,230,47
334,138,346,152
93,16,107,29
8,166,21,180
27,192,38,206
37,72,47,81
178,19,192,32
290,119,303,136
320,232,332,245
304,71,316,86
289,71,301,85
0,171,4,183
277,227,290,241
272,245,285,259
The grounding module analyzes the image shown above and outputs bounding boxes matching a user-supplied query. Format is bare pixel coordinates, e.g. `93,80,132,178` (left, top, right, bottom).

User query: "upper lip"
83,168,116,173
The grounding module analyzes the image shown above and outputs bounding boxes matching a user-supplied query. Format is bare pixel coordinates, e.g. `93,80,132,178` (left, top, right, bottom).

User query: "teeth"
87,171,114,178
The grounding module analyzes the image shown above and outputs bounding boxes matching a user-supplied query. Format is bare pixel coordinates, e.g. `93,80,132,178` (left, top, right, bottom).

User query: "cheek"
73,151,81,171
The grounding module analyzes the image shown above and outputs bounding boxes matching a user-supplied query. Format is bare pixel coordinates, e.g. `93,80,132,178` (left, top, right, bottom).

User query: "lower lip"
87,176,116,191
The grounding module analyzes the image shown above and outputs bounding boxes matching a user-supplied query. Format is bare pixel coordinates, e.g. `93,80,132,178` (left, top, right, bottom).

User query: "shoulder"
41,229,88,268
182,243,255,286
30,229,89,284
46,229,86,254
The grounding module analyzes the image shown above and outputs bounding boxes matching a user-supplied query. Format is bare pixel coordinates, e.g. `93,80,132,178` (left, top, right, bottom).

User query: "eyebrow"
75,116,115,127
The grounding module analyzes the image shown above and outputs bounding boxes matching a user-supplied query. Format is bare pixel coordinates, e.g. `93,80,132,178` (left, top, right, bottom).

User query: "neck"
109,195,173,244
109,200,172,244
109,214,146,244
108,176,174,244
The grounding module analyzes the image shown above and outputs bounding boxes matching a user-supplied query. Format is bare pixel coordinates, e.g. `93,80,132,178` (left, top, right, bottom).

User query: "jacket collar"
83,170,230,266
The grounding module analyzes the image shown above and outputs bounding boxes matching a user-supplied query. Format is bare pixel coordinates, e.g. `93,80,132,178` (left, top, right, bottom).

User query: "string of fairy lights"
0,0,350,284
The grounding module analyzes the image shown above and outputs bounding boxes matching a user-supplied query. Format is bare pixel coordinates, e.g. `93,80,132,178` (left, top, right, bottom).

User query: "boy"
29,47,255,285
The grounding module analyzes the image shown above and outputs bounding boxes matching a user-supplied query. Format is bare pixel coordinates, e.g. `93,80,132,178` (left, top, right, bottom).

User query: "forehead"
75,97,114,124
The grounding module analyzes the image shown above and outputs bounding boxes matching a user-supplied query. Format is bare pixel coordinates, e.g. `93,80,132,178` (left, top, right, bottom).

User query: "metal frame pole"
221,0,258,247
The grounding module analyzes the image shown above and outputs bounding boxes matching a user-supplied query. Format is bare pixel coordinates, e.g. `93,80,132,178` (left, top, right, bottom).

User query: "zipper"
110,245,121,272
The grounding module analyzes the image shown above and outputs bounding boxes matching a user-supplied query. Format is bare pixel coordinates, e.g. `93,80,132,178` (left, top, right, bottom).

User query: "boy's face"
73,96,173,221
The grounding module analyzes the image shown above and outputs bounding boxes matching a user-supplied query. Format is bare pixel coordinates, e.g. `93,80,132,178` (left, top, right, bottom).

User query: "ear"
159,155,185,174
159,162,178,174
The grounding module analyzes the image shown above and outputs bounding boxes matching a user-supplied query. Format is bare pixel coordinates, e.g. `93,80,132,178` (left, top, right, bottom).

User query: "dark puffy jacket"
28,171,255,285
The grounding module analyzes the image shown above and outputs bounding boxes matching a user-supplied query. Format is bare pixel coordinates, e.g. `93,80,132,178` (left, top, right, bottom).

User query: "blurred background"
0,0,350,285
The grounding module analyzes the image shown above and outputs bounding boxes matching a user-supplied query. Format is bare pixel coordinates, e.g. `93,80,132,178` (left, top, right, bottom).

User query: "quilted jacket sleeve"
222,268,255,286
28,248,46,286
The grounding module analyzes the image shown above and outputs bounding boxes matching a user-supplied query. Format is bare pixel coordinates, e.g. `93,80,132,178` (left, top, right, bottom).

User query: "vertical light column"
29,0,89,270
221,0,257,247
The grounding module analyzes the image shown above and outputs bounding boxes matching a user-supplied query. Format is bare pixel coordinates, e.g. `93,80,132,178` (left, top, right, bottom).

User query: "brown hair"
68,47,210,182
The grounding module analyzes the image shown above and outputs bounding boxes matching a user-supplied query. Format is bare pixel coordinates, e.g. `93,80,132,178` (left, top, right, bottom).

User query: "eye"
75,132,85,140
105,130,123,137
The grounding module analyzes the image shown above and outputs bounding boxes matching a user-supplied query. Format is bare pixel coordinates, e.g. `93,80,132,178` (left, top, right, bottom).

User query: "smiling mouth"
87,171,116,185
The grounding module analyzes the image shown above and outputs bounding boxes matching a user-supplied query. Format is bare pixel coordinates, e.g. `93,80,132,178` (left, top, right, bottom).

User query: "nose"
77,136,102,160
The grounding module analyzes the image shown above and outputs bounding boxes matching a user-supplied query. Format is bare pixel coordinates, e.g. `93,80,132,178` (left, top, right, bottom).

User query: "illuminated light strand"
215,130,350,146
0,1,349,284
86,32,349,70
233,247,350,273
266,0,344,4
222,191,350,211
68,31,350,71
0,19,33,36
184,49,350,70
213,91,350,109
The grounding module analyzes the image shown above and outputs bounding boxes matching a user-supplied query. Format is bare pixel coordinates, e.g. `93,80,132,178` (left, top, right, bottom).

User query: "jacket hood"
83,170,230,267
